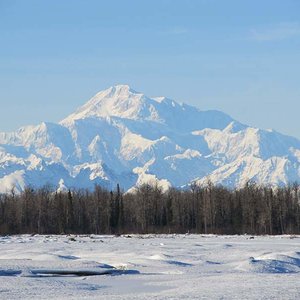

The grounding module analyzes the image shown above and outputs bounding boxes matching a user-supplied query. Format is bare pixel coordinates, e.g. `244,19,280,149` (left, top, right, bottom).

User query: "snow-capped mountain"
0,84,299,193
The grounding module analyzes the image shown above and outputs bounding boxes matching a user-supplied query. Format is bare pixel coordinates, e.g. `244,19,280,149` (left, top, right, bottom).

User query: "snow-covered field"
1,234,300,299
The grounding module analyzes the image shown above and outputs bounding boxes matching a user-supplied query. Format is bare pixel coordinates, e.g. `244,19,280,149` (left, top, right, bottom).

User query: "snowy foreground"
1,235,300,299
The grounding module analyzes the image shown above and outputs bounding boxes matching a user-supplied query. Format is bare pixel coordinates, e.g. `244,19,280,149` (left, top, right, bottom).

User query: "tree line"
0,182,300,235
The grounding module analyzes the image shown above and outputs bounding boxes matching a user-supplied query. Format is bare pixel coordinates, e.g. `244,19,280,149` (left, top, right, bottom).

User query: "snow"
1,234,300,299
0,170,26,194
120,130,154,162
61,85,153,124
57,178,68,193
0,84,300,192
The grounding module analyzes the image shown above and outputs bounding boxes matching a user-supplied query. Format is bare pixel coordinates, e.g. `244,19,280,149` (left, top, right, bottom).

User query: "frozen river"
1,234,300,299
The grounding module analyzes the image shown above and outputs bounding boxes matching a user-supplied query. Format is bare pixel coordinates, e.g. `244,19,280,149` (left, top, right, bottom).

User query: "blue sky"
1,0,300,138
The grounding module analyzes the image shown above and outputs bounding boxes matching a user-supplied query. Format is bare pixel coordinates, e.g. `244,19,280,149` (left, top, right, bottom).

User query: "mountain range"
0,84,299,193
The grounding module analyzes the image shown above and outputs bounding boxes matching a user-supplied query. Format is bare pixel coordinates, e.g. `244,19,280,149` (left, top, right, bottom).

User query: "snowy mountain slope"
61,85,233,132
0,84,299,193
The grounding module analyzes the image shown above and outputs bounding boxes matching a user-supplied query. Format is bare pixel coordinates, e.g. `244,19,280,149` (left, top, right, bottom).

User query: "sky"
0,0,300,138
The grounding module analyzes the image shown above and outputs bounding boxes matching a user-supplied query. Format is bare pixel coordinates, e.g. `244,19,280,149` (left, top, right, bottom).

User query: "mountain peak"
91,84,139,102
60,84,146,124
112,84,133,92
60,85,235,131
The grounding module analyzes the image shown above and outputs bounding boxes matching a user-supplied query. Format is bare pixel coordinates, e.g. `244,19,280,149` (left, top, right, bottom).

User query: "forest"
0,182,300,235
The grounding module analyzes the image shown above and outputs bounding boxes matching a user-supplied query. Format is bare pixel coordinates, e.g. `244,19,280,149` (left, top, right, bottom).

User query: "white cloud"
250,22,300,41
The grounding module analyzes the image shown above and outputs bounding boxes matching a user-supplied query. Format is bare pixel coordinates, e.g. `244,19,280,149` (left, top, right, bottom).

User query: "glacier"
0,84,299,193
